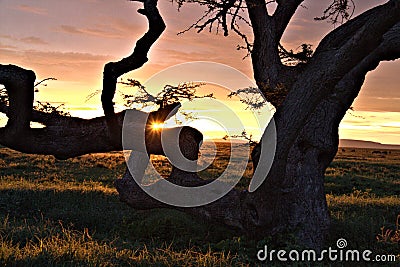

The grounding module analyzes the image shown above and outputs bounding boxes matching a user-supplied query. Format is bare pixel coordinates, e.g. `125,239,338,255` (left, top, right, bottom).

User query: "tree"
0,0,399,249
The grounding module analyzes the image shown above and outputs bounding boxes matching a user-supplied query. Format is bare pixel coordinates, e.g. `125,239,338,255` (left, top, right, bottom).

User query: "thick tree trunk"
249,100,341,247
245,2,400,248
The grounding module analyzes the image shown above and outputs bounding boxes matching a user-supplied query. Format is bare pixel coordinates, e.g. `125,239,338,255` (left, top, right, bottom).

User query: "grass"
0,144,399,266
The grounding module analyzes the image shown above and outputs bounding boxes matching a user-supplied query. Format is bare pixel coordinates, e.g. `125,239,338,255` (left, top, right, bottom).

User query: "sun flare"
152,122,164,130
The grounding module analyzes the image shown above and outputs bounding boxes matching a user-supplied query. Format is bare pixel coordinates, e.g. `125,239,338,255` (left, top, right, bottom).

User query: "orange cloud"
13,4,48,15
57,17,142,40
0,35,48,46
0,47,110,84
20,36,48,45
58,25,125,39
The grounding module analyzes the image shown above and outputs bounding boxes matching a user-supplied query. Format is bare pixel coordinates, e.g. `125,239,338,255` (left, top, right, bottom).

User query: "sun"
151,122,164,130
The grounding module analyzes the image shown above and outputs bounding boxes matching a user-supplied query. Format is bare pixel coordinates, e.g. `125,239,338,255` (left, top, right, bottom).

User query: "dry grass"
0,144,399,266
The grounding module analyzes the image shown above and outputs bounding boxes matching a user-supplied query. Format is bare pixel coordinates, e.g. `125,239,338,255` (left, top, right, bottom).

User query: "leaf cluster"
34,101,70,116
279,43,313,66
1,77,69,116
314,0,355,25
120,79,214,108
223,129,257,145
228,86,266,110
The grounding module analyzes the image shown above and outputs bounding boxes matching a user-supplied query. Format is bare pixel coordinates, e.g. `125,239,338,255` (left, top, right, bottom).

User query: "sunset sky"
0,0,399,144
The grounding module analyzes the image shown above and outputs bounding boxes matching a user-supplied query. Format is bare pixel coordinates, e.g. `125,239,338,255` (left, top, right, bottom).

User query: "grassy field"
0,143,399,266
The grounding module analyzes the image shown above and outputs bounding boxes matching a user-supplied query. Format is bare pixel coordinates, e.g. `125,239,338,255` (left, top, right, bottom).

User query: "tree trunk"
244,2,400,248
249,99,343,247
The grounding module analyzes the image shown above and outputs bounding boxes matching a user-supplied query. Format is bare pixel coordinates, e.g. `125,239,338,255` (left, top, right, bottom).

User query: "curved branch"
273,0,304,41
116,172,246,229
245,0,285,104
101,0,166,120
274,0,400,157
315,0,399,54
270,22,400,192
332,21,400,110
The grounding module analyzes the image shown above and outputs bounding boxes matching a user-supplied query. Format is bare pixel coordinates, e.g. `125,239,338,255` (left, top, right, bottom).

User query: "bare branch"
187,0,237,36
227,86,267,110
223,129,258,145
177,0,252,50
177,10,214,35
120,80,214,108
278,43,313,65
274,1,400,158
101,0,166,119
273,0,304,40
34,77,57,88
315,0,355,25
332,21,400,110
34,101,71,117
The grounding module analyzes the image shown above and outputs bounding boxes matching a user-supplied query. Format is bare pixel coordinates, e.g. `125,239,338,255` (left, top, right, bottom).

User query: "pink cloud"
14,5,48,15
20,37,48,45
0,47,111,84
58,24,129,39
0,35,48,46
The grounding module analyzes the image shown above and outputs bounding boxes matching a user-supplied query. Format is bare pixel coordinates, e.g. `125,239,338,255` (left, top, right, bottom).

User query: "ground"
0,143,399,266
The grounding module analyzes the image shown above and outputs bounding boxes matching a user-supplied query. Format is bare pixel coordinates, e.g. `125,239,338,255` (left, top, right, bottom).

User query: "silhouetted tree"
0,0,399,249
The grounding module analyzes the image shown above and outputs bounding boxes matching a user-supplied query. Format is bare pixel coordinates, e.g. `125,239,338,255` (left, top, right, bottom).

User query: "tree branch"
101,0,166,129
245,0,287,105
273,0,304,41
0,102,85,126
115,138,246,230
0,64,35,132
0,102,202,161
274,0,400,158
0,65,203,160
332,21,400,110
315,0,398,54
272,21,400,192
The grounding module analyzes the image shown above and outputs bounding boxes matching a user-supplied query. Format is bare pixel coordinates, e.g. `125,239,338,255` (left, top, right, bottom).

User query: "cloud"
0,44,17,49
58,25,82,35
0,47,116,105
20,37,49,45
110,18,144,34
0,35,48,46
0,47,111,83
13,5,48,15
58,25,124,39
353,96,400,113
58,17,141,40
